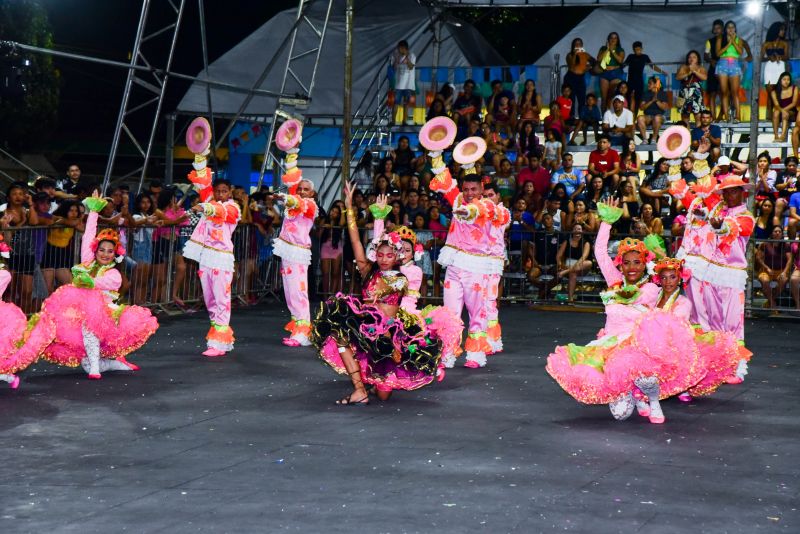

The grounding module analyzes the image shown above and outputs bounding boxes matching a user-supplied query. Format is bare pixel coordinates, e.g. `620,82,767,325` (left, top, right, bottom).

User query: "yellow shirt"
48,226,74,248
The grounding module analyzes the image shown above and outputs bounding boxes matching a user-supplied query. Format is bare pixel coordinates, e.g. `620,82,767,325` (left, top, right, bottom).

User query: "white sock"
0,374,13,384
441,353,456,369
102,359,133,372
465,351,487,367
609,392,635,420
735,359,748,380
292,333,312,346
82,326,101,375
489,338,503,352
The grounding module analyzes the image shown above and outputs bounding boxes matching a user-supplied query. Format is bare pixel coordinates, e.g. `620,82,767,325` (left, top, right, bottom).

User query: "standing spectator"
152,188,188,304
318,203,344,295
602,95,634,146
555,84,574,126
715,20,753,123
411,213,433,301
427,205,447,299
0,182,40,313
34,177,59,213
756,225,791,309
676,51,708,126
486,79,517,136
704,20,725,121
41,200,84,295
595,32,625,111
770,71,797,142
571,93,601,146
550,153,585,200
614,81,631,109
620,139,642,184
762,22,789,120
509,197,537,267
636,76,670,144
129,193,158,305
527,212,560,300
691,110,722,163
623,41,664,117
516,120,540,171
492,158,516,206
588,134,621,190
556,223,593,302
518,154,551,210
147,179,164,202
543,129,563,172
54,164,82,199
452,79,482,131
391,40,416,125
517,79,542,126
639,157,671,215
564,38,592,115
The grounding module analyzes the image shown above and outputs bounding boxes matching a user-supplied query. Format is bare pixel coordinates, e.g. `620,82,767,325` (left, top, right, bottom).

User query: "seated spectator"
771,71,797,142
403,175,424,200
543,129,563,172
571,92,601,145
452,79,483,130
351,151,374,193
752,151,778,204
528,212,560,299
614,179,640,234
481,122,511,170
390,136,418,186
426,98,448,121
403,189,426,225
756,225,791,309
636,76,669,144
639,202,664,235
551,183,575,229
602,95,634,146
556,222,593,302
515,181,538,215
516,120,541,171
550,153,585,200
754,197,781,239
517,154,551,211
614,81,631,109
572,198,598,233
691,110,722,163
639,158,671,215
517,79,542,126
584,175,608,212
493,158,516,205
486,79,517,136
386,199,404,230
373,174,391,197
676,50,708,126
377,157,401,189
588,134,621,190
535,193,564,232
435,83,455,110
620,139,641,184
543,102,568,147
776,155,799,219
680,154,698,183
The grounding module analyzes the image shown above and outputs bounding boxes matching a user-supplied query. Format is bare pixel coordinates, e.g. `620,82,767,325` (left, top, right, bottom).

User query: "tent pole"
431,8,442,94
165,113,175,186
341,0,354,196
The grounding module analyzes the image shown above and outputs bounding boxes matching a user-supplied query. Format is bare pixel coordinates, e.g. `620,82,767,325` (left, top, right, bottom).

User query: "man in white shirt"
391,40,416,125
602,95,634,146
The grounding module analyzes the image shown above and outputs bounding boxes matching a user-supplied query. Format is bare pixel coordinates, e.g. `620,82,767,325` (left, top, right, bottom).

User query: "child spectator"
486,79,517,136
544,102,567,147
572,92,602,146
391,40,416,125
555,84,574,122
481,122,511,170
543,129,563,172
623,41,664,117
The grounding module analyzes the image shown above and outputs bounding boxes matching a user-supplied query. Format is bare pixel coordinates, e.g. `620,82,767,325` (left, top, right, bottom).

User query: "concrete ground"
0,304,797,533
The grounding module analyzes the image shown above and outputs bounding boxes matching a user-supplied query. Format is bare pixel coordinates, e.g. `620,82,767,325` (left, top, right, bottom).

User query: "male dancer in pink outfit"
481,182,511,355
273,176,317,347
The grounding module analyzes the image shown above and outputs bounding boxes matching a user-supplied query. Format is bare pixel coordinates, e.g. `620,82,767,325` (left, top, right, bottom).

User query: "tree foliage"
0,0,60,150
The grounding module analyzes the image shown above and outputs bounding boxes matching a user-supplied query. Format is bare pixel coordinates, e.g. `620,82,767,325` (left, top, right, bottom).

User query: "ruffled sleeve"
671,295,693,321
93,268,122,292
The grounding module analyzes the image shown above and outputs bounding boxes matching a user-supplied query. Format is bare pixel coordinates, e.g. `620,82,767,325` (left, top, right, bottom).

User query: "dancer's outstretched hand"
344,180,355,209
375,194,388,210
600,197,619,209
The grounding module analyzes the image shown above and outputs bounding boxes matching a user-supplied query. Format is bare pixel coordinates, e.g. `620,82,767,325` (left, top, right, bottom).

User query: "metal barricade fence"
748,236,800,313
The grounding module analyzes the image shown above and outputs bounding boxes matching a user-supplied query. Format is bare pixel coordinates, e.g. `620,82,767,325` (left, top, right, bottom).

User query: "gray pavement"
0,304,797,533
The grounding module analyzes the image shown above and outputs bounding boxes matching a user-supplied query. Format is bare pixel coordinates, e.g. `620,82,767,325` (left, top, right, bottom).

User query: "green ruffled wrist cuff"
82,197,108,213
72,271,95,289
369,204,392,220
597,203,623,224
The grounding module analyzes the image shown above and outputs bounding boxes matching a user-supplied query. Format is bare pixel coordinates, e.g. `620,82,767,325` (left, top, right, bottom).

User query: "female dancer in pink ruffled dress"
0,235,55,389
311,183,446,405
546,199,704,424
39,192,158,379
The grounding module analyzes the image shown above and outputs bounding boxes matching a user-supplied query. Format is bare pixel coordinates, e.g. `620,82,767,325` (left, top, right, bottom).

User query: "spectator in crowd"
427,205,447,299
556,222,593,302
351,151,374,193
515,120,540,171
527,211,560,299
762,22,790,120
636,76,670,144
386,199,403,230
588,134,621,191
129,193,159,305
676,50,708,126
516,181,539,215
40,200,84,295
705,19,725,121
790,187,800,238
517,79,542,126
518,154,551,209
564,38,592,115
715,20,753,123
614,179,639,234
152,188,188,304
671,204,688,253
776,156,799,219
1,182,40,313
756,225,791,309
54,164,82,199
391,39,416,125
639,202,664,236
571,92,601,146
452,79,482,131
791,241,800,309
403,175,423,201
571,198,598,234
535,193,564,232
486,79,517,136
550,153,585,200
148,179,164,202
680,154,698,183
34,177,59,213
435,83,455,111
623,41,664,117
426,98,448,121
614,81,631,109
691,110,722,163
620,139,641,184
403,189,426,225
318,203,345,295
639,157,671,215
596,32,626,111
555,84,574,125
584,175,607,212
482,122,510,170
411,213,433,301
376,157,401,191
509,197,537,269
493,158,516,205
752,151,778,203
543,128,563,172
754,197,781,239
373,174,390,197
389,136,418,186
551,183,575,227
602,95,634,147
770,71,797,142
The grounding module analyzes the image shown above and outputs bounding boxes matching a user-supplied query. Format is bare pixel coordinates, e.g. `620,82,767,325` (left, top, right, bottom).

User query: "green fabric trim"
597,203,623,224
643,234,666,259
566,343,606,372
82,197,108,213
71,270,95,289
600,284,641,305
368,204,392,220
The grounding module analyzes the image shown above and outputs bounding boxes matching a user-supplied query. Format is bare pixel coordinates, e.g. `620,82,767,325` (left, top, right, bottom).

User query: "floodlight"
746,0,763,17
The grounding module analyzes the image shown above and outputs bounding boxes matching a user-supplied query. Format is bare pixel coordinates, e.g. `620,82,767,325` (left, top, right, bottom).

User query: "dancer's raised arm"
344,180,370,275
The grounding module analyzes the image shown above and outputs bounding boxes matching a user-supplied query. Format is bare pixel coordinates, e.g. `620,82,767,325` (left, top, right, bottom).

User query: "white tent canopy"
531,6,786,100
176,0,505,118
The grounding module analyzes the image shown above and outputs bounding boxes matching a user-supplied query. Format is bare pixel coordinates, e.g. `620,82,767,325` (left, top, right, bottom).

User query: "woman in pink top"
152,188,189,304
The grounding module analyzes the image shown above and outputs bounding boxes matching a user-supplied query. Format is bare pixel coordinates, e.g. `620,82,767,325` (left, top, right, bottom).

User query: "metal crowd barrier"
3,224,798,316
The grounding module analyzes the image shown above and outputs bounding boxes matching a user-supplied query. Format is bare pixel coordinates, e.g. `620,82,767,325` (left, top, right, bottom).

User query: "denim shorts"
716,58,742,77
395,89,414,102
599,68,625,82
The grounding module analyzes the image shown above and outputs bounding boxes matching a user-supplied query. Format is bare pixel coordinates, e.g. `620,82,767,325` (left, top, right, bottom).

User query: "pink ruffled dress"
39,210,159,368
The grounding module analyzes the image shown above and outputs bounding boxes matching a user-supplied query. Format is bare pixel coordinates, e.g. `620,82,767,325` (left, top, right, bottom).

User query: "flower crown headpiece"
652,257,692,284
394,225,424,261
366,231,406,262
613,237,655,266
91,228,126,264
